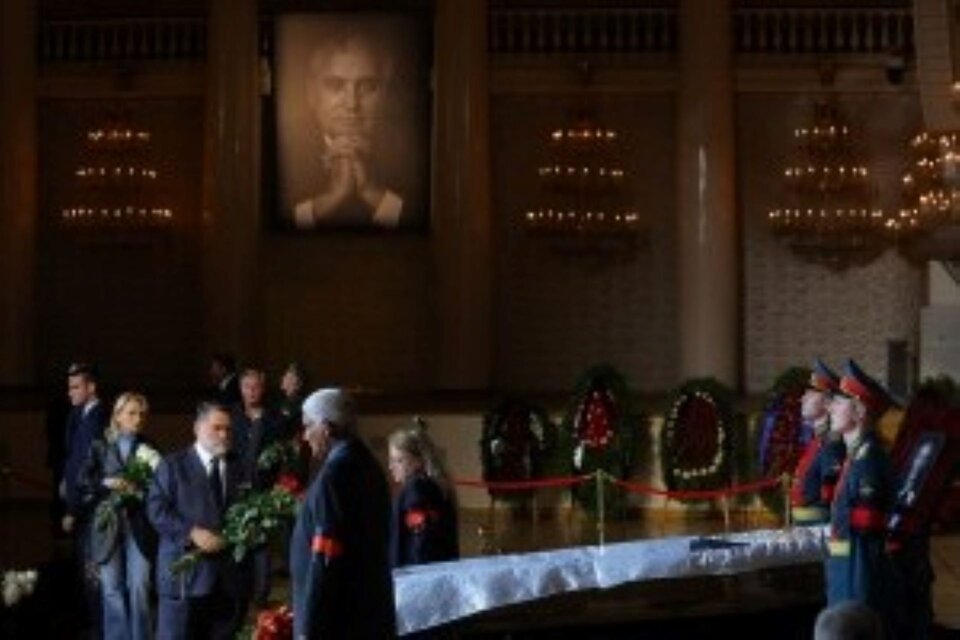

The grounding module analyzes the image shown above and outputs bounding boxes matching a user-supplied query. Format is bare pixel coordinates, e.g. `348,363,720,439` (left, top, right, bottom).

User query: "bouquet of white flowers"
95,444,162,532
2,570,38,608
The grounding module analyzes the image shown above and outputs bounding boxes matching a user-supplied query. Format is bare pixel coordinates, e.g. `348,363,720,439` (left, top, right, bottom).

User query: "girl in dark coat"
388,423,459,568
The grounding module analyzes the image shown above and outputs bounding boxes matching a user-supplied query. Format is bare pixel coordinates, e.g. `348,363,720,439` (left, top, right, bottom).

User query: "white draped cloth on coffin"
393,525,829,635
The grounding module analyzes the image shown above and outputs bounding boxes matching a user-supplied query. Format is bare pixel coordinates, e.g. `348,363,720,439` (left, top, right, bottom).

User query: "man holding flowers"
147,401,252,640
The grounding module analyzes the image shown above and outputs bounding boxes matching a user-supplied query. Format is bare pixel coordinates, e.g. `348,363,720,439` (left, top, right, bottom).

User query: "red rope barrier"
610,475,782,500
452,472,783,500
453,475,591,491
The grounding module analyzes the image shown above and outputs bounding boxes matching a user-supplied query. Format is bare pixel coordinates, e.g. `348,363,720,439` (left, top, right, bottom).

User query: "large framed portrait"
274,13,431,231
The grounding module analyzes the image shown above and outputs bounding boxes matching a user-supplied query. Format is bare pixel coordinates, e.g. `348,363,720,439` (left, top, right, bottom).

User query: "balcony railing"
490,6,913,56
36,8,913,63
734,8,913,54
39,18,206,63
490,8,677,54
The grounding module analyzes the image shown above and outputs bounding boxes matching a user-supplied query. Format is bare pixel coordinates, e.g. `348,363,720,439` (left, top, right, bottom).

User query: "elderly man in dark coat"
290,388,396,639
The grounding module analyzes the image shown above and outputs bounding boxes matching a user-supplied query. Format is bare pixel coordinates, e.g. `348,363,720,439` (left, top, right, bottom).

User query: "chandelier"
61,109,173,232
891,130,960,236
767,101,889,269
523,111,641,235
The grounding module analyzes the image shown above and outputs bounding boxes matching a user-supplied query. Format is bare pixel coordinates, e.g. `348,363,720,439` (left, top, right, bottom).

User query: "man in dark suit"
60,362,109,635
290,388,396,639
230,367,284,605
207,354,240,406
62,362,109,532
147,402,251,640
231,368,285,489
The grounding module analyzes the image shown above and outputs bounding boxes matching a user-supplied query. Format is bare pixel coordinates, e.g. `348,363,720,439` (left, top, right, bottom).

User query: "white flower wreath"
664,389,729,482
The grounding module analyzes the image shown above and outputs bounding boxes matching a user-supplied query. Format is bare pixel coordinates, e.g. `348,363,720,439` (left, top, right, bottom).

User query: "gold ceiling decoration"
767,101,890,269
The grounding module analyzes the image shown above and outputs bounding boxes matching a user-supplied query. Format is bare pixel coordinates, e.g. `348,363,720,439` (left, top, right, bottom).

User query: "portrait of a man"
275,14,430,231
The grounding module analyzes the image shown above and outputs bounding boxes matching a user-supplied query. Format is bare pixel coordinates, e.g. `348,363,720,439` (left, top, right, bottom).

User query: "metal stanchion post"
781,473,792,528
531,490,538,547
488,495,496,550
722,492,731,533
596,470,606,547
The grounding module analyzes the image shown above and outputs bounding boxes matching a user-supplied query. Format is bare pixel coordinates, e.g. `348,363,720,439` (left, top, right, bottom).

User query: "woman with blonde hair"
77,392,160,640
387,419,459,568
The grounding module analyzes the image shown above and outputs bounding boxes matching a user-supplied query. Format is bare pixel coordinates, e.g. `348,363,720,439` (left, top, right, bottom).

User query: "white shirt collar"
82,398,99,417
219,373,236,391
194,442,221,471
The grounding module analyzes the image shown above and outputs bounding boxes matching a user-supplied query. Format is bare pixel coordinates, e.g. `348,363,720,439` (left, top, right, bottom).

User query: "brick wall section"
739,92,924,392
491,93,679,393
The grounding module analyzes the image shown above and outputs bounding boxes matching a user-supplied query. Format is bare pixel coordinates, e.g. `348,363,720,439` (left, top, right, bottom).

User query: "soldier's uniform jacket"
390,473,459,568
826,431,896,610
791,433,846,524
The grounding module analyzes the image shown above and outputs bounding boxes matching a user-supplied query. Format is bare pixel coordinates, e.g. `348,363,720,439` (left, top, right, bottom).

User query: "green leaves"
171,487,300,577
257,440,299,472
661,377,737,493
95,453,158,532
562,365,638,514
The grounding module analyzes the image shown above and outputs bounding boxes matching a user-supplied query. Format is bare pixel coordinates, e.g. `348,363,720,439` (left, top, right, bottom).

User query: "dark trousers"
252,547,272,605
891,537,933,640
158,592,247,640
72,520,102,637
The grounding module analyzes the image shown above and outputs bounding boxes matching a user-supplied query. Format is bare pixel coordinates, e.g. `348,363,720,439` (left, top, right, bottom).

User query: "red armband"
311,534,344,558
404,508,438,532
821,483,836,503
850,506,886,532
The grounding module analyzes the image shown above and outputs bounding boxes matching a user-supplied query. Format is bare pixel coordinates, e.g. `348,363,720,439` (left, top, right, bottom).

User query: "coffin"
394,525,828,635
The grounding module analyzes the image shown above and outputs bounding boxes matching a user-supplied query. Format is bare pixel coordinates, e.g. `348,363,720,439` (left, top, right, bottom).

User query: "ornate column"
201,0,261,364
675,0,739,387
433,0,493,389
0,0,38,385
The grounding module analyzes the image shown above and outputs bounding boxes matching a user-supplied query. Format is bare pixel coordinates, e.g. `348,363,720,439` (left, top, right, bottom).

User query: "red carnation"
255,605,294,640
275,473,303,497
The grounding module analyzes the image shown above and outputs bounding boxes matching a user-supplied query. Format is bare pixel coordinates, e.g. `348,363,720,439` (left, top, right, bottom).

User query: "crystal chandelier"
523,111,640,235
767,101,889,269
61,108,173,231
891,130,960,236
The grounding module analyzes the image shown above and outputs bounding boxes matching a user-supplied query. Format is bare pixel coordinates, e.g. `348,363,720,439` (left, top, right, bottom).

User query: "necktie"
209,457,224,514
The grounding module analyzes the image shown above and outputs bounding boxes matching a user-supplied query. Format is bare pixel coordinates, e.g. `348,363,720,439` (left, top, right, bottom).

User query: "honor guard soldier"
791,360,847,525
825,360,898,620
